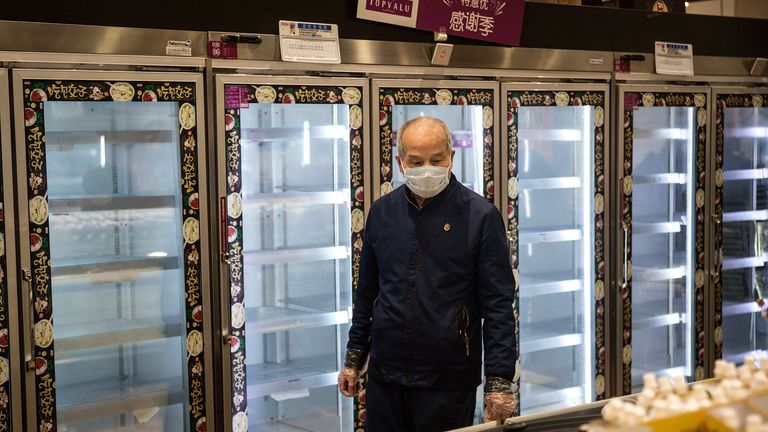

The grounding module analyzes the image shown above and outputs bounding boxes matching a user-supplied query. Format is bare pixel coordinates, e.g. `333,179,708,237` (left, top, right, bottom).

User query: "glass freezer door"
713,91,768,364
14,73,210,432
373,80,497,202
619,88,708,395
504,86,608,414
218,80,366,432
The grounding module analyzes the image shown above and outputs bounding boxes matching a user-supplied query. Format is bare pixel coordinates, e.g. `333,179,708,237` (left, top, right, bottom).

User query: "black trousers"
364,376,477,432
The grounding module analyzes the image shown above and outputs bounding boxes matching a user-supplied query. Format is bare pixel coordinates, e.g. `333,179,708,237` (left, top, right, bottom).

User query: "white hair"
398,116,453,159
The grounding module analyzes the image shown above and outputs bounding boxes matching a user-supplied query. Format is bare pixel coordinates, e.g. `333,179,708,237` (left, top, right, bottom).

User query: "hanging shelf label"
278,20,341,64
655,41,694,76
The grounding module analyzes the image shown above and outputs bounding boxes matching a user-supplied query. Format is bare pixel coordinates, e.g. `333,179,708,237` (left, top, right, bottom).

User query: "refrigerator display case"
617,86,708,395
712,89,768,364
0,67,20,432
12,71,212,432
216,77,368,432
371,79,499,203
502,84,609,415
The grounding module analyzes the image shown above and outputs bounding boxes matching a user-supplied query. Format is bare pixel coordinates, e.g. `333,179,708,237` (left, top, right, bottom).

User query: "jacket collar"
404,174,458,211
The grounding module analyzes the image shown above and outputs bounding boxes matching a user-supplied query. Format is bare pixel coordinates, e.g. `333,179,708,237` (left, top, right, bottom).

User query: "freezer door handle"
219,196,230,265
21,267,35,373
622,221,629,289
712,213,722,281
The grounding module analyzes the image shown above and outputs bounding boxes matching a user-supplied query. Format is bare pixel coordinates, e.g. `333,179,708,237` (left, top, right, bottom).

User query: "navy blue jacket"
347,176,517,389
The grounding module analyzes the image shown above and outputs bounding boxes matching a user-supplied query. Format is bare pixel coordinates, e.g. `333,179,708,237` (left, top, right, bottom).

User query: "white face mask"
402,165,451,198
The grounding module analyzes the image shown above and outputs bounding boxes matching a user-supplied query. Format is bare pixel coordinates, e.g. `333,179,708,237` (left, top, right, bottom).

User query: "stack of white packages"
584,357,768,431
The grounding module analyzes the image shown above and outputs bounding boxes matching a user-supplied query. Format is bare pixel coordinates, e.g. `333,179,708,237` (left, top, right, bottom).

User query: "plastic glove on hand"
484,392,518,423
338,367,361,397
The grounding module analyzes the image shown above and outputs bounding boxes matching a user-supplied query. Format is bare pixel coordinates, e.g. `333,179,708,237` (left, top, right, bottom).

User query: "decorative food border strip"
506,90,607,409
21,79,206,431
713,93,768,361
377,87,496,201
222,84,365,432
0,122,9,431
621,91,708,394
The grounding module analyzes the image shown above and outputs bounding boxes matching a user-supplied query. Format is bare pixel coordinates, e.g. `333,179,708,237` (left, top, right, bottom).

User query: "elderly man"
338,116,518,431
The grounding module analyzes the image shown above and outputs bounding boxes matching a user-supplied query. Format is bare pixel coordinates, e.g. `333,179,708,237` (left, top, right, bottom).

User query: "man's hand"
338,367,361,397
339,347,367,397
483,392,518,423
483,376,518,423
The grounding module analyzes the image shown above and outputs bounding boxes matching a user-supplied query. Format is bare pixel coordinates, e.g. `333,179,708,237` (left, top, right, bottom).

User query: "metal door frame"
370,78,501,208
500,81,611,409
0,67,22,432
213,74,371,432
614,83,710,396
708,85,768,375
12,68,214,431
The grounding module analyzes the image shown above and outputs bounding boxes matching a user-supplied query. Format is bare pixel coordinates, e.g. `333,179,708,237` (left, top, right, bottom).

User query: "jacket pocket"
456,305,470,357
368,296,381,343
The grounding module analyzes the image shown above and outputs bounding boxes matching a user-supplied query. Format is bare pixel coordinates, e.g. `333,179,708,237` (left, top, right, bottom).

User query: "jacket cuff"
343,347,368,370
484,376,517,394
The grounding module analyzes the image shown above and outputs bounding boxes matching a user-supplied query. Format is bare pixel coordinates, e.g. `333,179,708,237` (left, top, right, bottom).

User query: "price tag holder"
278,20,341,64
655,41,694,76
208,41,238,60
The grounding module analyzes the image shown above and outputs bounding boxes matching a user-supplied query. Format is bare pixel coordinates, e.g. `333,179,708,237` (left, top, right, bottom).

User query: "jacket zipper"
372,296,380,318
368,296,381,343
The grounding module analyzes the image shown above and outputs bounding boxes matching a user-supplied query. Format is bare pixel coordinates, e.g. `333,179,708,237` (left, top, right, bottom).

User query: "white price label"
279,20,341,64
655,41,694,76
166,39,192,57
